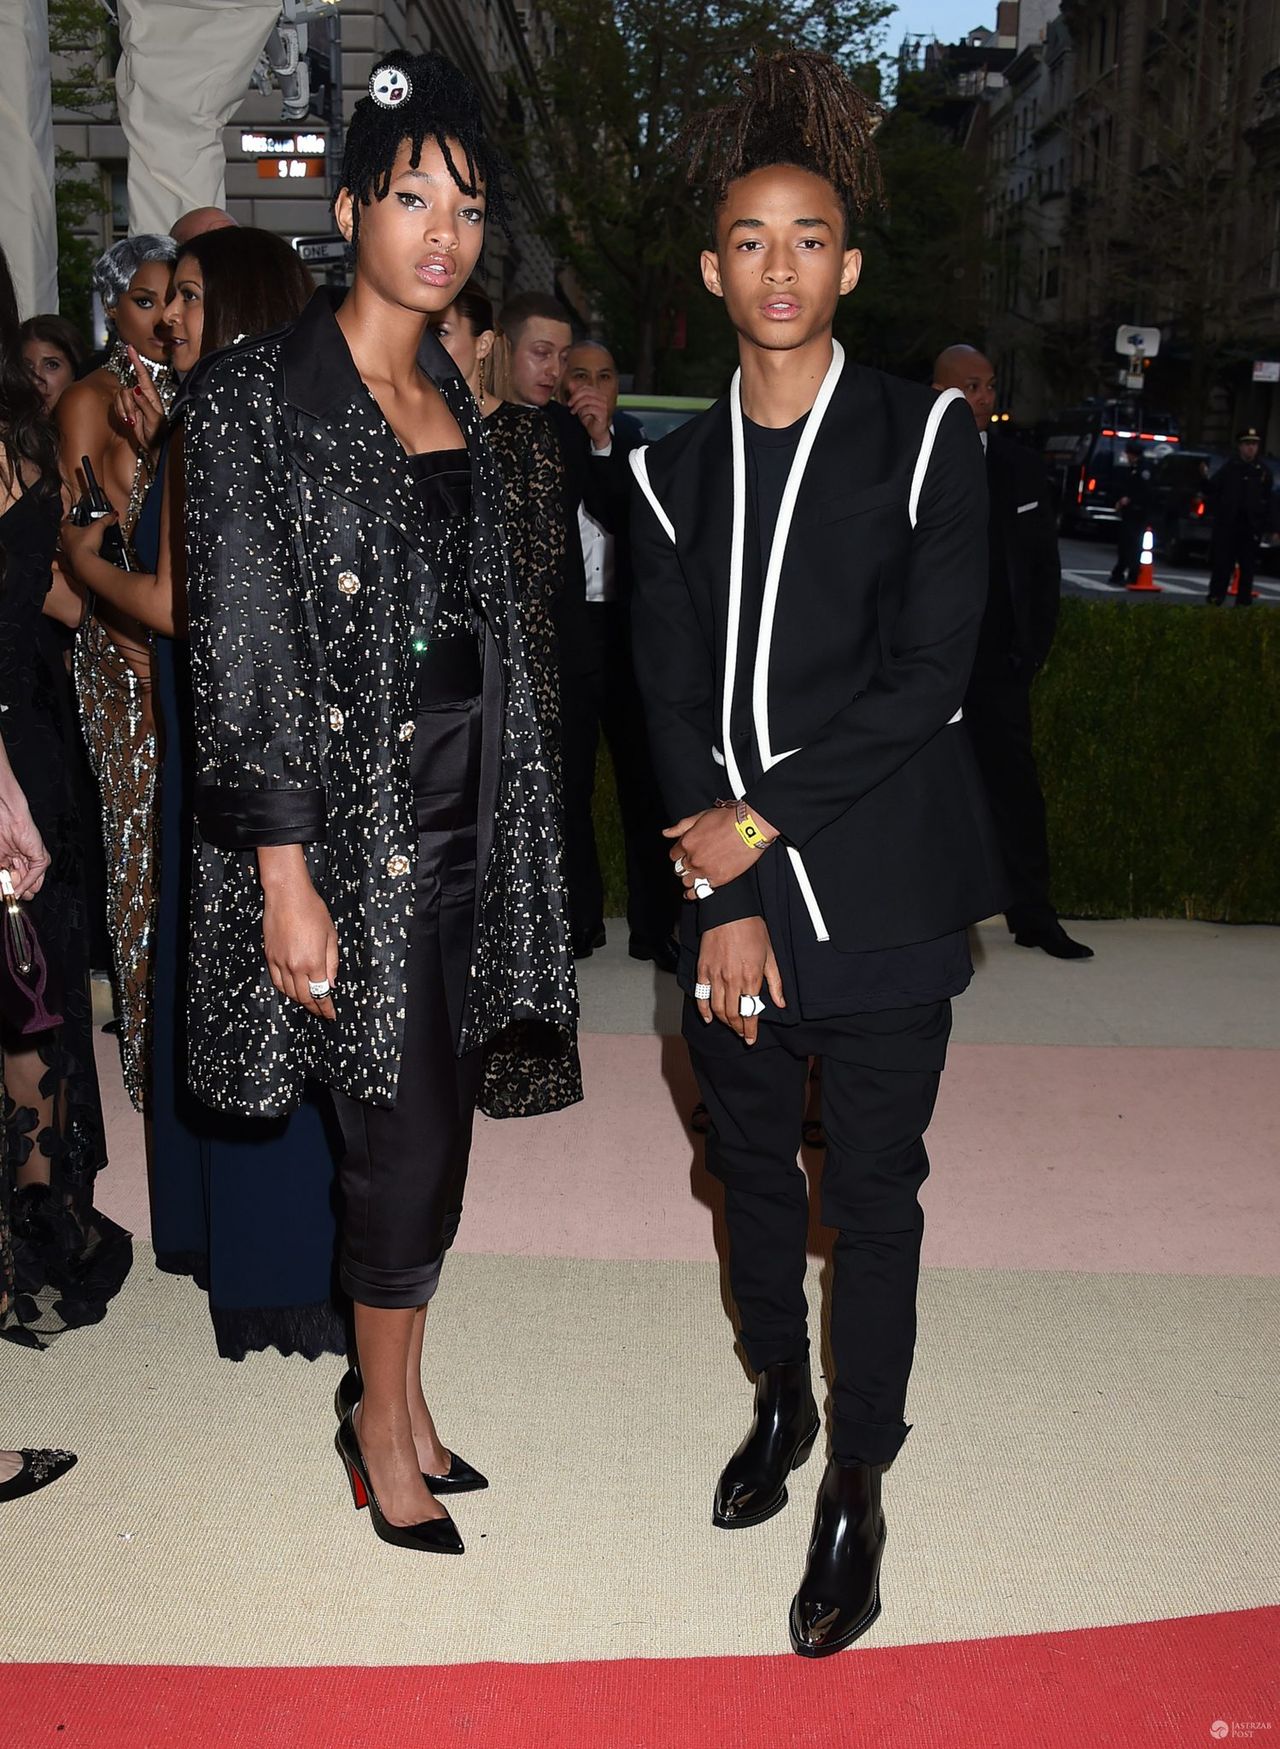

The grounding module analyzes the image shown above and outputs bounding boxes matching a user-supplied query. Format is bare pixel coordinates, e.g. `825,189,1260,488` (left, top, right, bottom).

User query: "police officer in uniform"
1109,438,1156,586
1205,429,1272,606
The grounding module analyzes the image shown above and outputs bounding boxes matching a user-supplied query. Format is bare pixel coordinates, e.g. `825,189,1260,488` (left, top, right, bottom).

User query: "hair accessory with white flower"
369,64,412,109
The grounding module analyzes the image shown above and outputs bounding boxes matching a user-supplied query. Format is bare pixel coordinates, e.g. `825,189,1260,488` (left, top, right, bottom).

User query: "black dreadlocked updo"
338,50,510,249
680,49,885,240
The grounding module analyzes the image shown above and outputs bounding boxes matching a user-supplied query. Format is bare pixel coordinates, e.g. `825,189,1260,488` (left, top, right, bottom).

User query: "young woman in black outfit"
181,54,575,1553
0,245,130,1349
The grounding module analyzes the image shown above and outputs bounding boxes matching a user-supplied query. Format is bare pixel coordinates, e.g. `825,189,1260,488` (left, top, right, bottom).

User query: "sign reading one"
292,235,348,265
240,131,326,157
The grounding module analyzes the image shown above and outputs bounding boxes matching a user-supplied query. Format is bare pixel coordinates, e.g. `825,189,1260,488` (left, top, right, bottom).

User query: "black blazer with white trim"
629,344,1006,955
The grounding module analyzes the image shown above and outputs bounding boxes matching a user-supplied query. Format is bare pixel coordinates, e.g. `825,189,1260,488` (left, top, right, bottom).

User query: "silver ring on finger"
693,877,714,899
737,993,766,1019
694,981,712,1001
307,978,332,1000
674,856,687,876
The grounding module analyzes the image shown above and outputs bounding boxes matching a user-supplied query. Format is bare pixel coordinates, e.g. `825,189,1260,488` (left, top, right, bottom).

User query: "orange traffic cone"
1228,565,1241,596
1126,525,1163,592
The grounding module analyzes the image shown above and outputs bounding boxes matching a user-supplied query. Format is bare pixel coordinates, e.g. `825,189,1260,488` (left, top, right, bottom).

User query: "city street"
1059,534,1280,604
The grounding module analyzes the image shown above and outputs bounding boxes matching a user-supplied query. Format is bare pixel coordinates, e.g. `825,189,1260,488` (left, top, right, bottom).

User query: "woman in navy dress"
61,228,341,1360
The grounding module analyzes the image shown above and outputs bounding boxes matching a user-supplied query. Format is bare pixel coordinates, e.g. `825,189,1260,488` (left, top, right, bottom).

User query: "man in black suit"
547,338,678,967
631,53,1005,1658
933,346,1091,960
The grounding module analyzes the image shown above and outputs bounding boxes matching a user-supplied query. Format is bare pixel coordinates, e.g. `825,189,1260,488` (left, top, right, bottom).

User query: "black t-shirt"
737,413,972,1021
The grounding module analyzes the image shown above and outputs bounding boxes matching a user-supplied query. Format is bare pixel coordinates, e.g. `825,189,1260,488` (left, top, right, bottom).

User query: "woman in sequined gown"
0,244,131,1348
183,54,576,1552
56,236,177,1110
432,289,583,1116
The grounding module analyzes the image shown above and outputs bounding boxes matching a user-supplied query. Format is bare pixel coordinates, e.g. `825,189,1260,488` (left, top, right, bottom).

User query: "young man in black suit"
933,345,1091,960
630,53,1004,1658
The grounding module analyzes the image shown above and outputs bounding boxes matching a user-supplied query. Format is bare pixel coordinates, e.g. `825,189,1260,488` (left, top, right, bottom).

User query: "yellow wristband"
734,813,771,851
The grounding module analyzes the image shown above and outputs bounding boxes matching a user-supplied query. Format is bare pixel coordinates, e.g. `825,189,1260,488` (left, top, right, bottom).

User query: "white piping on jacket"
911,389,966,729
910,388,962,527
746,346,845,772
629,445,676,543
640,375,966,946
724,344,845,944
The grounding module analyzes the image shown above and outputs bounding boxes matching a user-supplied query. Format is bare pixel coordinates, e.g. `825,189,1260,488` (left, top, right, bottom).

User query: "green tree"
837,100,987,381
524,0,892,390
48,0,116,331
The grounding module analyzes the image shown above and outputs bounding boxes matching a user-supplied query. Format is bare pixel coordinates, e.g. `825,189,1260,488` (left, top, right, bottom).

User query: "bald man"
932,346,1091,961
170,207,237,246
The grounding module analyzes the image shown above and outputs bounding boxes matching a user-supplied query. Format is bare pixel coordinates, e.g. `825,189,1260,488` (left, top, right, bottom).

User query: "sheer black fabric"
0,484,131,1347
480,403,582,1119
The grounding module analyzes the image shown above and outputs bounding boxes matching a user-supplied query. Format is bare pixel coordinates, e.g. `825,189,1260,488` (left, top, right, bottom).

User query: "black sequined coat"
183,292,577,1116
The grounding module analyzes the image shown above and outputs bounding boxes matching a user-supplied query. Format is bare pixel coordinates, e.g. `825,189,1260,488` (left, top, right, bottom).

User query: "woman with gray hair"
55,234,177,1111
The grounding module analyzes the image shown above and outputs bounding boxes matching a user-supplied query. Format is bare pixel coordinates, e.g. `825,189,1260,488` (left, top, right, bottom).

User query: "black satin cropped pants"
328,696,484,1309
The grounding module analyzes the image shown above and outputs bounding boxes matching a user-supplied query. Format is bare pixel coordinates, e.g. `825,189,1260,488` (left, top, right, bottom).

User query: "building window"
1043,245,1061,299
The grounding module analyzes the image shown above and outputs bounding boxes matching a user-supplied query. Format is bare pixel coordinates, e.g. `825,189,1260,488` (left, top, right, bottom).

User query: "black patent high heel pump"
334,1365,489,1494
334,1410,465,1555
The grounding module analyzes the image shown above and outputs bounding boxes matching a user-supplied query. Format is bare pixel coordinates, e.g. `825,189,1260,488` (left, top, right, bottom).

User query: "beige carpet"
2,1250,1275,1668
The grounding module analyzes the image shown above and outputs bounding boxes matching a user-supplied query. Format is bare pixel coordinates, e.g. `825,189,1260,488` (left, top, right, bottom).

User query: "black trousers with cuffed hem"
327,699,483,1310
687,1002,947,1468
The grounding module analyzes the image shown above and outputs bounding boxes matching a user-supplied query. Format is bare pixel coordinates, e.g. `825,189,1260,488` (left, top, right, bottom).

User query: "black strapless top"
408,447,471,521
407,448,480,706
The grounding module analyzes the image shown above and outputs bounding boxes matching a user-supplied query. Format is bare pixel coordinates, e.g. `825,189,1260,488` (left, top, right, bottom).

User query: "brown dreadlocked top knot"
680,48,886,225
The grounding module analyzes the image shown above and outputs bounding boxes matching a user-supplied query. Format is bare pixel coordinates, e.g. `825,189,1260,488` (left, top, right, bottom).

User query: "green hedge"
592,600,1280,923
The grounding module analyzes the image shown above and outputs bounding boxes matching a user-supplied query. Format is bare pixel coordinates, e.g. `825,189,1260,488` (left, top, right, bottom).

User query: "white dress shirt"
578,429,615,603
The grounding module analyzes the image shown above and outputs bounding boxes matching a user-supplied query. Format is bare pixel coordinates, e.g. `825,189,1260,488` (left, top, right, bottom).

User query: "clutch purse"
0,869,63,1035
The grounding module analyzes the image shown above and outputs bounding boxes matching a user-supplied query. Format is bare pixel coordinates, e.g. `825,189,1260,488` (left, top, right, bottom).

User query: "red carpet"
7,1607,1276,1749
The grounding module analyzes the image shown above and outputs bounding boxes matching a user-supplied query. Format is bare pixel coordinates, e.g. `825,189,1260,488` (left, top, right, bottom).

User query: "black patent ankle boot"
712,1360,821,1529
789,1457,887,1657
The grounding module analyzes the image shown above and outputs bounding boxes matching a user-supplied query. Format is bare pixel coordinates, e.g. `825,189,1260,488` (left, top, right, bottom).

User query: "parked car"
1150,448,1217,564
617,393,713,442
1038,402,1181,535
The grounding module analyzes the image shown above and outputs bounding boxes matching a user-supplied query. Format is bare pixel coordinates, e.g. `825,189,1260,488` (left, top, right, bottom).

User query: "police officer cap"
1237,428,1262,443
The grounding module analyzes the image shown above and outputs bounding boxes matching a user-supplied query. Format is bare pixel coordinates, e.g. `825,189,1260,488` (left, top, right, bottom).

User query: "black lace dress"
479,402,582,1118
0,482,132,1347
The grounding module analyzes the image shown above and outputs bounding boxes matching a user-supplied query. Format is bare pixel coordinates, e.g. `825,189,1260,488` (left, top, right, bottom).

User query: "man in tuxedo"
932,346,1091,960
496,298,675,964
631,53,1005,1658
549,337,677,967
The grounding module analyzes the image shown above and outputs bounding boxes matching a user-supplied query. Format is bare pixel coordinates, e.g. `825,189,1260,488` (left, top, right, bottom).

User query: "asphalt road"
1059,533,1280,605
